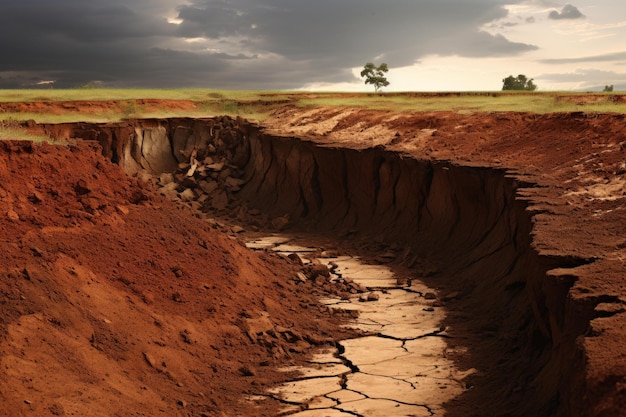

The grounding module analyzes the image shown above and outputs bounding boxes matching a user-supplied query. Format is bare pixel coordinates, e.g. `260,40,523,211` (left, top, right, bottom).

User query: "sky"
1,0,625,91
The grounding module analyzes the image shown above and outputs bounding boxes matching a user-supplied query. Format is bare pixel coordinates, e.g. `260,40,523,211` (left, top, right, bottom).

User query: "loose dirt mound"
0,140,355,417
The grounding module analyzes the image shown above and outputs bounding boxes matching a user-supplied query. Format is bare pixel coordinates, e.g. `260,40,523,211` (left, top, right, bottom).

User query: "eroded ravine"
38,117,601,416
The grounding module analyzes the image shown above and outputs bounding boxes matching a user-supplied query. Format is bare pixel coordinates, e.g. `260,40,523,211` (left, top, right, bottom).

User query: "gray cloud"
540,51,626,64
0,0,536,89
548,4,585,20
538,68,626,90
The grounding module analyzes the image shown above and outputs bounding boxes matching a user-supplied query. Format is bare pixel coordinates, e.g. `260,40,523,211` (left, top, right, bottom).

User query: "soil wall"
38,117,604,416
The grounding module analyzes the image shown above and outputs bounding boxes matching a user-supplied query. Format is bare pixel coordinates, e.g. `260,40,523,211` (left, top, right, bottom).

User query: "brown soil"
0,99,625,417
0,139,356,417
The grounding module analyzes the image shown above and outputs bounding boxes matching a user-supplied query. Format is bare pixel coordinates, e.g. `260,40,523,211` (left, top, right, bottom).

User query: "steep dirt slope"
262,107,626,417
0,140,354,417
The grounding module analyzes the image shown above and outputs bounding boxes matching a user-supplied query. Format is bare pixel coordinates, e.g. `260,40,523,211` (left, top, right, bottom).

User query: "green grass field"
0,89,625,125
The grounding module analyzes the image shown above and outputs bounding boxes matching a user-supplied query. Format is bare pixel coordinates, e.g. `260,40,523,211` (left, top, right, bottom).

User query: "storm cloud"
0,0,537,89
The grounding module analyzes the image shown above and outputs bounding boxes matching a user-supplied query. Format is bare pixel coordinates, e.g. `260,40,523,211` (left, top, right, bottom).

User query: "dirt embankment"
0,139,358,417
32,108,626,417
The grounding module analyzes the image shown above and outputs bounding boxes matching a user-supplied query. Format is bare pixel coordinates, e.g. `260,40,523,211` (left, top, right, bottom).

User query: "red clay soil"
263,106,626,416
0,139,356,417
0,99,199,115
1,100,626,417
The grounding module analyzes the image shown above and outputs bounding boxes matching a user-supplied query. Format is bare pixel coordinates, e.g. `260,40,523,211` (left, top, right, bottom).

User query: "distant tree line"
502,74,537,91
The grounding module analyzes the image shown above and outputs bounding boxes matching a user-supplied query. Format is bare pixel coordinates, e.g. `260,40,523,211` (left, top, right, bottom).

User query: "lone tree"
502,74,537,91
603,85,614,92
361,62,390,92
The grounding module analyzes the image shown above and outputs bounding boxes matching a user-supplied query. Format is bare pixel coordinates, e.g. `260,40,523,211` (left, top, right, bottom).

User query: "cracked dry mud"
250,237,464,416
1,100,626,417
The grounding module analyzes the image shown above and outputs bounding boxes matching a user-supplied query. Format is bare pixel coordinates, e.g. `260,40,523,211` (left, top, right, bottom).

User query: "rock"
244,314,275,341
231,225,245,234
180,188,196,202
239,366,256,377
6,210,20,221
180,329,193,344
321,250,340,258
136,170,153,184
207,162,225,172
424,292,437,300
186,163,198,177
160,190,179,202
180,177,197,189
350,282,368,293
423,307,435,312
287,253,304,265
290,340,311,354
218,168,232,181
160,182,179,200
177,400,188,408
74,179,91,195
81,197,101,213
211,191,229,210
271,216,289,231
367,292,380,301
48,403,64,416
161,182,178,192
159,172,174,186
360,292,380,302
28,191,44,204
142,352,158,369
306,263,330,279
295,272,308,283
314,275,328,286
199,180,219,194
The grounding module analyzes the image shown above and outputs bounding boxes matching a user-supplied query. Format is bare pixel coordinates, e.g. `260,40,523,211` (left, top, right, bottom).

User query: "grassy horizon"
0,89,625,124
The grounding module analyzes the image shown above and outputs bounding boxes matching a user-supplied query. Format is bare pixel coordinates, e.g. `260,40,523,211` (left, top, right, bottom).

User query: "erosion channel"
40,117,600,417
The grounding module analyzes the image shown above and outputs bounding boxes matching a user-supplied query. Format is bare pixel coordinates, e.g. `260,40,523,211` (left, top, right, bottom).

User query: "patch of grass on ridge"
1,90,626,123
0,126,59,144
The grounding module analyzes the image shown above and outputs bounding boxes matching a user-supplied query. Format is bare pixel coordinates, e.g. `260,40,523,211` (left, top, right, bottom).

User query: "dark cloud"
548,4,585,20
0,0,536,89
526,16,536,23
